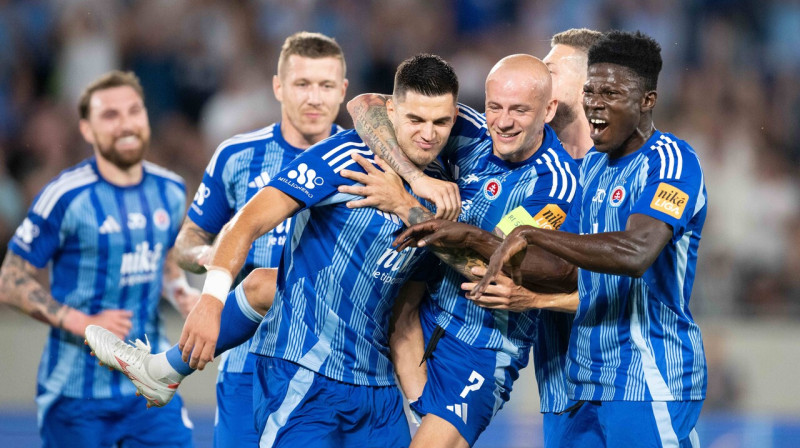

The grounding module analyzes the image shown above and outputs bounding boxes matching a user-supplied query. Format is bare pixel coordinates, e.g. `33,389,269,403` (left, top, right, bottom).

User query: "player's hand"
462,267,540,312
469,226,534,299
179,294,223,370
393,219,478,252
65,308,133,339
338,154,416,214
408,174,460,221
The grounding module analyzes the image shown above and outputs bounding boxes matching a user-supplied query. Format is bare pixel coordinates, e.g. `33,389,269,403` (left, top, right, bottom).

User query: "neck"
555,117,594,160
281,121,328,150
94,154,143,186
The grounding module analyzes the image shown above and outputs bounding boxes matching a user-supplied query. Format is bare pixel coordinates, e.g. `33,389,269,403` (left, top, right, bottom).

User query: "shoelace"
115,334,152,366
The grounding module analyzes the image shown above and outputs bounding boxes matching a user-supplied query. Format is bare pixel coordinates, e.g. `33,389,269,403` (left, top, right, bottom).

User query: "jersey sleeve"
188,146,237,234
268,136,370,210
8,193,68,269
496,159,580,236
441,103,490,165
631,140,705,238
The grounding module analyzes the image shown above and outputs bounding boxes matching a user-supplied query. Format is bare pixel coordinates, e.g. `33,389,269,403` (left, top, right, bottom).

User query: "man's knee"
241,268,277,315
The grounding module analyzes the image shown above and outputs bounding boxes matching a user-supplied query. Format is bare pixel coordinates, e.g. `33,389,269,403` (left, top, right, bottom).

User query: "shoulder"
305,129,371,169
205,124,278,176
143,161,185,189
32,160,99,219
645,132,703,180
456,103,487,130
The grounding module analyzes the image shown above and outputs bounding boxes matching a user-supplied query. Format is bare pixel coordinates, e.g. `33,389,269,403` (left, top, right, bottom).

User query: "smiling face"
484,55,556,163
274,54,348,148
79,85,150,169
543,44,588,133
387,91,457,168
583,62,656,159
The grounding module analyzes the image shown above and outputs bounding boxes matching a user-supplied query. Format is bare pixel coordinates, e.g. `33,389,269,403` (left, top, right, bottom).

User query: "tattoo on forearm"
430,248,487,282
0,253,64,326
175,219,216,273
408,207,435,225
353,99,422,181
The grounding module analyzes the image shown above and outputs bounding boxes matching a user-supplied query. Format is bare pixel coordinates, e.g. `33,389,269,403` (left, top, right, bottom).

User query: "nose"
307,85,322,105
420,122,435,141
496,109,514,130
583,92,603,111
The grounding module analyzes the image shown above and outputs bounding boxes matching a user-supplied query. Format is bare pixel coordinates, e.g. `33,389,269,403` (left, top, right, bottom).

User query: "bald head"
486,54,552,105
484,54,558,163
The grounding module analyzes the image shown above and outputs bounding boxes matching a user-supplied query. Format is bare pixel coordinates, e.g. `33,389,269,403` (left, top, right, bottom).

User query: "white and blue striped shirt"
9,158,186,400
561,130,708,402
427,105,580,413
189,122,342,374
249,130,441,386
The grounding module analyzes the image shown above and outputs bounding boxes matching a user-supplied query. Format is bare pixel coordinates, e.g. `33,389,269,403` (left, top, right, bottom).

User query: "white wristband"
202,268,233,304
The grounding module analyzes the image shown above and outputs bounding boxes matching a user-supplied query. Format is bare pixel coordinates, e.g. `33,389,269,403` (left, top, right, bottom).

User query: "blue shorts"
215,371,259,448
410,308,524,447
252,356,411,448
557,400,702,447
40,394,192,448
542,400,597,448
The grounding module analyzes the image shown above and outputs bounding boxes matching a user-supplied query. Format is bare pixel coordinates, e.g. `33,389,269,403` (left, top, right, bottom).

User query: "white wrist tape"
202,268,233,304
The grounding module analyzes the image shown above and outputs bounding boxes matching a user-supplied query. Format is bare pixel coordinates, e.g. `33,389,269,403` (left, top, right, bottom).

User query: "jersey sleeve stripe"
143,161,184,185
207,126,275,176
333,149,377,173
321,141,367,162
33,165,97,218
540,154,560,198
547,148,570,200
655,145,668,179
564,161,578,203
457,103,487,126
671,142,683,179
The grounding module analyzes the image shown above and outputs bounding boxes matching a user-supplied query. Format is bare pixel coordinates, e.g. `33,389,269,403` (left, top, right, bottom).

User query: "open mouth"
589,118,608,137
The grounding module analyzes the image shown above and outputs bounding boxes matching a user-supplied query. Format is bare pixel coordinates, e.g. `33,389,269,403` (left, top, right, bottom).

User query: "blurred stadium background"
0,0,799,446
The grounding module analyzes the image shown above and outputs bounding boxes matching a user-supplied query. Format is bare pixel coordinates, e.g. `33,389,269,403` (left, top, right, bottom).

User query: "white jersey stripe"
630,280,674,400
457,111,484,130
33,165,97,218
143,161,183,184
322,141,367,162
541,154,560,198
564,161,578,203
671,142,683,179
547,148,569,200
656,145,667,179
208,125,275,176
332,148,377,173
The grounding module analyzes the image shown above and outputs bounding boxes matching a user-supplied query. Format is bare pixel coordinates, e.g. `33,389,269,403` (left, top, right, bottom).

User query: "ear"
79,119,95,145
340,78,349,101
272,74,282,103
385,97,395,116
641,90,657,113
544,98,558,124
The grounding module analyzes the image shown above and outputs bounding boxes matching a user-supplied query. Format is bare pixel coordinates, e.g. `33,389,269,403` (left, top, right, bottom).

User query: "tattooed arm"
0,252,133,338
347,94,460,220
173,217,215,273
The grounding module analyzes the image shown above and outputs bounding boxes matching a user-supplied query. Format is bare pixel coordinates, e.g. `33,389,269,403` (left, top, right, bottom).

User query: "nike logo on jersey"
99,216,122,234
248,172,271,189
446,403,468,424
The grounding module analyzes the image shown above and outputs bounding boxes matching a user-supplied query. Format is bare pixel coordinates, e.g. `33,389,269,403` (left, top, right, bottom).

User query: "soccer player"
467,30,707,447
0,71,196,447
172,31,348,448
341,54,580,447
86,54,465,447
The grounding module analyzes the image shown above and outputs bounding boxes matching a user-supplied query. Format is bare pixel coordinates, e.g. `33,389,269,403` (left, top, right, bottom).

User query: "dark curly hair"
588,30,662,91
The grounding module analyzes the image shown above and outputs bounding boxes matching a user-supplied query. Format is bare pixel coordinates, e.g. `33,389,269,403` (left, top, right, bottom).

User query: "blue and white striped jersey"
189,122,342,374
561,130,707,402
428,105,580,395
250,129,439,386
8,158,186,401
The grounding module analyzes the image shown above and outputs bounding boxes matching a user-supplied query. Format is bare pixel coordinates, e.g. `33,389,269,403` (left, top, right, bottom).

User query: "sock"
163,284,263,377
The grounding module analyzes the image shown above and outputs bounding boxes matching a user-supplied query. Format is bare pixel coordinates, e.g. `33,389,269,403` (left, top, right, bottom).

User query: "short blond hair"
78,70,144,119
551,28,604,53
277,31,346,78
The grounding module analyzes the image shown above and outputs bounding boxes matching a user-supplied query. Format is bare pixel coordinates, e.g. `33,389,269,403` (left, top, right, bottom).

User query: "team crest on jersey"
482,178,502,200
609,186,626,207
153,208,170,231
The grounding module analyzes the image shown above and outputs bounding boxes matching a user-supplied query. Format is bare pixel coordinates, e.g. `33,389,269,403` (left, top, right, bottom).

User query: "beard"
96,133,148,170
549,102,578,134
